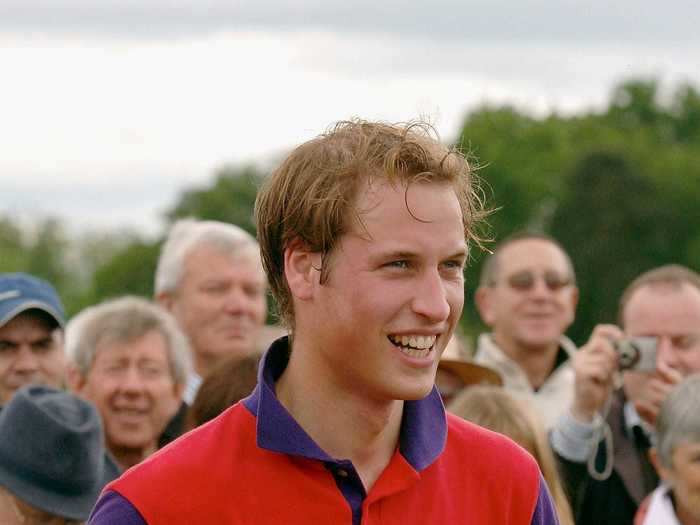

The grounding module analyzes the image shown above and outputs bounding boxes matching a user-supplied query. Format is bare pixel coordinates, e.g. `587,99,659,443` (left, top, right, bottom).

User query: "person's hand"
570,324,622,423
632,360,684,426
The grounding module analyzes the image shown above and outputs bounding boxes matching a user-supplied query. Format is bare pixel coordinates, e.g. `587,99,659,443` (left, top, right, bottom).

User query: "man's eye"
386,260,409,269
32,340,55,352
442,260,465,271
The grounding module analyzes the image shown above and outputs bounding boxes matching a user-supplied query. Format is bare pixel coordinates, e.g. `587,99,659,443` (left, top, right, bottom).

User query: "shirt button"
336,469,348,478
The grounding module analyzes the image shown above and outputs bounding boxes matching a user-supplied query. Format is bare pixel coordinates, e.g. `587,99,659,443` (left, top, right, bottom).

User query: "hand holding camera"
571,324,622,423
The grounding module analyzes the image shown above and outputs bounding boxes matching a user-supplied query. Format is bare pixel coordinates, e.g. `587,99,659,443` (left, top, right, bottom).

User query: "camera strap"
586,396,614,481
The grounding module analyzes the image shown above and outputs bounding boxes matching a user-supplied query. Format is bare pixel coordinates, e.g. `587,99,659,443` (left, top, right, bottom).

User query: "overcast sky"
2,1,699,236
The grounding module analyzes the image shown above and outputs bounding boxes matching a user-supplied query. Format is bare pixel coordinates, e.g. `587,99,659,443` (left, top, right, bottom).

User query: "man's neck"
492,333,560,390
275,339,403,492
110,443,156,470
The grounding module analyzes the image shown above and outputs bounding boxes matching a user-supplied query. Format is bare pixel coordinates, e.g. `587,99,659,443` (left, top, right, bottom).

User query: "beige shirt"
473,333,576,431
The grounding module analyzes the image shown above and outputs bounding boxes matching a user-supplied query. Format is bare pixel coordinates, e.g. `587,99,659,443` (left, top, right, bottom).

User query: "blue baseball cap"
0,273,65,329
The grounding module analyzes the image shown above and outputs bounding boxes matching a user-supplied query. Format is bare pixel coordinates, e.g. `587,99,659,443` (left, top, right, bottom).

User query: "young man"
474,233,579,429
551,264,700,524
0,273,66,406
89,120,558,524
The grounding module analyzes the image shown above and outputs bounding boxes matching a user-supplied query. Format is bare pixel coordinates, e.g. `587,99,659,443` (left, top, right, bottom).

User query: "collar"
478,333,577,361
623,400,656,445
243,336,447,471
183,372,202,405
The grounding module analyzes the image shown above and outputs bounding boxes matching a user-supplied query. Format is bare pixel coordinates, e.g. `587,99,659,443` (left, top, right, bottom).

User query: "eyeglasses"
499,270,573,292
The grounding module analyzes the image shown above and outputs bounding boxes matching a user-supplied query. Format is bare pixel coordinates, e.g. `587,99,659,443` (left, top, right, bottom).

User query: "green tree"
166,165,263,236
549,151,670,344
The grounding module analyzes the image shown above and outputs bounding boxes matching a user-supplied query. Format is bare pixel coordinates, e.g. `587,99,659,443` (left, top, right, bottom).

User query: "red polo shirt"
89,338,558,524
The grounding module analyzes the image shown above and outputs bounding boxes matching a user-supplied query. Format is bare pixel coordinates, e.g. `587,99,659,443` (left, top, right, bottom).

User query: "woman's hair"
448,385,574,525
655,374,700,468
185,354,261,431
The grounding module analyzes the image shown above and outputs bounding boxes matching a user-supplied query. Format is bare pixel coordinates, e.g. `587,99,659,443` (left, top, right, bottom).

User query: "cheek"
681,351,700,373
83,383,113,409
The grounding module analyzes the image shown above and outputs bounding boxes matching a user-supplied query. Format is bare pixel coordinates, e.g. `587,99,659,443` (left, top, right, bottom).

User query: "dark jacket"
556,391,658,525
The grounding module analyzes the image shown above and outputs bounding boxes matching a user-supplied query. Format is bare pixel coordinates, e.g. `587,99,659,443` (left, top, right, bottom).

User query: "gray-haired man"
155,219,268,404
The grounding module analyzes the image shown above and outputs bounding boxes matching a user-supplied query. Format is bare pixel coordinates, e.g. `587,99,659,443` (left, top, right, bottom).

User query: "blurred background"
2,1,699,346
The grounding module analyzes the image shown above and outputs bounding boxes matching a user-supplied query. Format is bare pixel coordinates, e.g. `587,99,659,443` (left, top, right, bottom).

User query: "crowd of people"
1,119,698,525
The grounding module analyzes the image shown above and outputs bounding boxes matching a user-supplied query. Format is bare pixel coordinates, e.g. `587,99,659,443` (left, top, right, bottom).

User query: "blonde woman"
449,385,574,525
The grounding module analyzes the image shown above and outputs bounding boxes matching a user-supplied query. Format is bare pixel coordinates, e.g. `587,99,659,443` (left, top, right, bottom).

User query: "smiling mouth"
388,334,437,358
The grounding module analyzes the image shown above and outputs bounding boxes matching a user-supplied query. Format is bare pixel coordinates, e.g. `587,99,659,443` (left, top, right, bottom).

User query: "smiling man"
474,232,579,429
89,120,558,524
66,296,190,470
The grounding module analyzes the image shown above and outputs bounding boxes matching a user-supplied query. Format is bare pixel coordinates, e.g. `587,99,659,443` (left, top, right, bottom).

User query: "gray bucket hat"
0,385,120,520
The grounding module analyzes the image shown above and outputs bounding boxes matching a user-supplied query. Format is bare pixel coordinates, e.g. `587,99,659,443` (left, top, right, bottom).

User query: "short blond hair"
255,119,487,328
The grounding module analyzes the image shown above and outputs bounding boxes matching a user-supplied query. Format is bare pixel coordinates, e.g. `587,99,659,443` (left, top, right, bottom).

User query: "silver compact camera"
613,337,657,371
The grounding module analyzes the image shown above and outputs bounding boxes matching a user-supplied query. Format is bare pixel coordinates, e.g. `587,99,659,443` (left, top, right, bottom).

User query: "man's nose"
13,345,40,373
411,270,451,323
120,366,146,393
223,287,250,314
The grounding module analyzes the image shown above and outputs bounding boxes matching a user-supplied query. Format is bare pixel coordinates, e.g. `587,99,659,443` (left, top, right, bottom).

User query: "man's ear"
570,285,580,310
284,239,319,301
66,363,86,393
474,286,496,326
156,291,174,311
648,447,669,481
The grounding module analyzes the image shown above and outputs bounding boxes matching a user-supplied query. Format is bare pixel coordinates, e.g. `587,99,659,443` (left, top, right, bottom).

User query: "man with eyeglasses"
550,264,700,525
473,232,579,430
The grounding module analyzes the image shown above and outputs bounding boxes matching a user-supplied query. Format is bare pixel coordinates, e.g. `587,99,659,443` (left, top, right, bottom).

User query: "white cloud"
1,24,698,235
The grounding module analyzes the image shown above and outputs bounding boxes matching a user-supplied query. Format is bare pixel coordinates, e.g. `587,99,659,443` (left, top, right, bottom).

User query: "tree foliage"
457,78,700,344
3,77,699,342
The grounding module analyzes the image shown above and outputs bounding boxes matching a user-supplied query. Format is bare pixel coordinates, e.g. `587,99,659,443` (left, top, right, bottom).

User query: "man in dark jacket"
550,264,700,524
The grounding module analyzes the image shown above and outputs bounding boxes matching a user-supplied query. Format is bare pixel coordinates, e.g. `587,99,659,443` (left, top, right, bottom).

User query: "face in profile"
654,441,700,523
72,330,182,465
0,312,65,405
165,244,267,368
303,180,467,402
476,239,578,353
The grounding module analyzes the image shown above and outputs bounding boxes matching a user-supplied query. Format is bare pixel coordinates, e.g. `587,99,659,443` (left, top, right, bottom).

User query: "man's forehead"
623,282,700,328
497,239,570,271
0,309,59,334
185,244,265,275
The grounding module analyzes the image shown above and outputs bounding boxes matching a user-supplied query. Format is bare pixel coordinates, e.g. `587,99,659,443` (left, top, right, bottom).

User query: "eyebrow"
370,248,468,262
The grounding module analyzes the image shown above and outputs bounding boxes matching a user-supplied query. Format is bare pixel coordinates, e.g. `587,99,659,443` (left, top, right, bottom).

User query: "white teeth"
399,346,431,358
389,334,437,350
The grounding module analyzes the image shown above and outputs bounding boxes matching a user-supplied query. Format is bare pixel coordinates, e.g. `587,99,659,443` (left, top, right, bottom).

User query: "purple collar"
243,337,447,471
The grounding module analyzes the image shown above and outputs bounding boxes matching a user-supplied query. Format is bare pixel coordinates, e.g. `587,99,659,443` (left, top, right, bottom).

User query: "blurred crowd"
2,125,699,525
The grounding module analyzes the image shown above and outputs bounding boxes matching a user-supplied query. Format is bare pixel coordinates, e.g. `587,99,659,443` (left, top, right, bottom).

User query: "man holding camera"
551,264,700,525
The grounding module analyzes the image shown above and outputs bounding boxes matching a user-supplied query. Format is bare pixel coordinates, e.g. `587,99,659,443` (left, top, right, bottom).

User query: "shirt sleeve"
88,490,147,525
549,411,601,462
530,474,560,525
